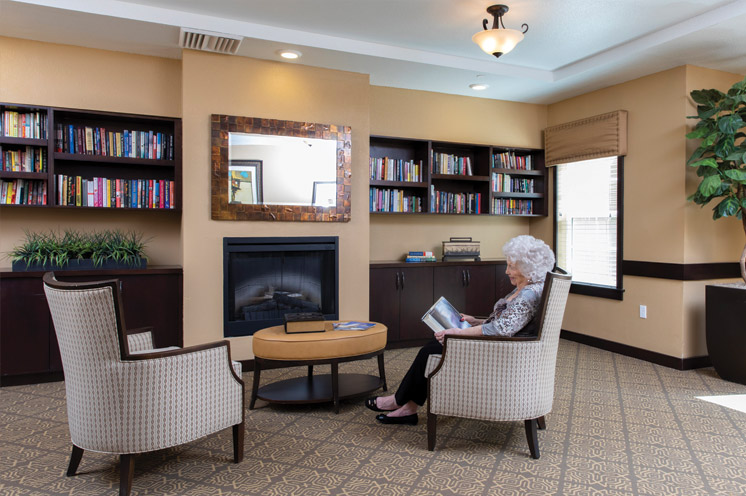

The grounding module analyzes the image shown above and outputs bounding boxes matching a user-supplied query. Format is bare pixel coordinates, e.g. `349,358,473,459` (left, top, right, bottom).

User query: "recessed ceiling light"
277,49,302,60
469,83,489,90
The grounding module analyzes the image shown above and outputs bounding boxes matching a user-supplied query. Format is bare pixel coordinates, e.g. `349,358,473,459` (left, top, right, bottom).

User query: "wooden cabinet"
369,135,546,217
369,265,433,346
371,261,511,348
0,267,183,386
433,264,496,318
1,103,181,210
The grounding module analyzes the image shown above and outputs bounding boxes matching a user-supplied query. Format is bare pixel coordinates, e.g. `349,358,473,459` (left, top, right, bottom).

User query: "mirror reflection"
228,133,337,207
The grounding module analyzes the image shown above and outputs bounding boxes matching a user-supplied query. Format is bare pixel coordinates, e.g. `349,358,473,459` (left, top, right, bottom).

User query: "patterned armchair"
425,272,571,458
42,272,245,496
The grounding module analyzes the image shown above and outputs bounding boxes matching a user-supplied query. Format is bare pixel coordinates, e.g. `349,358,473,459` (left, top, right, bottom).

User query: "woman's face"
506,260,529,288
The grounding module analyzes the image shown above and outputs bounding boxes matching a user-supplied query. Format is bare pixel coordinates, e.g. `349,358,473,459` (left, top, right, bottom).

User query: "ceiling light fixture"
277,49,302,60
472,4,528,58
469,83,489,90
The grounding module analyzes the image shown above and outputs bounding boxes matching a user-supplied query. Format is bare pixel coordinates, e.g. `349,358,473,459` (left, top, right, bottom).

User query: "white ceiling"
2,0,745,104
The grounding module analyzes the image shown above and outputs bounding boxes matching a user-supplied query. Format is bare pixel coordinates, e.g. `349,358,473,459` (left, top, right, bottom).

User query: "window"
555,156,624,299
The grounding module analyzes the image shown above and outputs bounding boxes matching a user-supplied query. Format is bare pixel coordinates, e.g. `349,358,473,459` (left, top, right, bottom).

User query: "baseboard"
560,330,711,370
0,371,64,387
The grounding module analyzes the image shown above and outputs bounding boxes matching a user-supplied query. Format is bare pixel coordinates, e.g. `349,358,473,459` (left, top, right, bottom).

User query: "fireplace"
223,236,339,337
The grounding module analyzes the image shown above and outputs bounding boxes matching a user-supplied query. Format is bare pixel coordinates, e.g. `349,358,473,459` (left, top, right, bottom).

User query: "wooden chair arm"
124,326,154,336
124,340,230,361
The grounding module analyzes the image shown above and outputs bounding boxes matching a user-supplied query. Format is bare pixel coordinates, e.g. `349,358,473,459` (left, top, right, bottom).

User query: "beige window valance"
544,110,628,166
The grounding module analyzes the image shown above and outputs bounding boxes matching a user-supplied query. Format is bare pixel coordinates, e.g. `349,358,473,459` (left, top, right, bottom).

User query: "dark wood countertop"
370,259,507,268
0,265,183,277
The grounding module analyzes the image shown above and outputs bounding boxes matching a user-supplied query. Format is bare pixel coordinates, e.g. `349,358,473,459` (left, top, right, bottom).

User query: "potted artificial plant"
9,229,148,271
687,75,746,384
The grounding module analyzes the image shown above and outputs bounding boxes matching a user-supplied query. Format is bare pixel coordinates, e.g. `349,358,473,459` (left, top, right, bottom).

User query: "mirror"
211,115,351,222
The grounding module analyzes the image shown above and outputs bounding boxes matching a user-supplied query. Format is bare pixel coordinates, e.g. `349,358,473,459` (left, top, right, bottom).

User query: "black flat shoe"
365,396,392,412
376,413,418,425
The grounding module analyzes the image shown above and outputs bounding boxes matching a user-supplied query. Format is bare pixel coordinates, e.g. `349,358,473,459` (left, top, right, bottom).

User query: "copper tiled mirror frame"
211,115,352,222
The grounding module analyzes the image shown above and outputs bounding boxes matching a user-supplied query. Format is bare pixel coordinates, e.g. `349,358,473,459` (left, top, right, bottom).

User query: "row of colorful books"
55,124,174,160
491,152,533,170
1,110,48,139
405,251,436,263
431,151,473,176
370,187,423,213
0,146,47,173
369,157,423,182
56,174,175,209
430,187,482,214
492,198,534,215
491,173,535,193
1,179,47,205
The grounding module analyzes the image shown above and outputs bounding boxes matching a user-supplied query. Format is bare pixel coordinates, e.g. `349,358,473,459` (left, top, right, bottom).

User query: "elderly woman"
366,235,555,425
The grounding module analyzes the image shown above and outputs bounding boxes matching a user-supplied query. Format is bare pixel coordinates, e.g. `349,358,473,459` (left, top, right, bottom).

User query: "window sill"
569,282,624,300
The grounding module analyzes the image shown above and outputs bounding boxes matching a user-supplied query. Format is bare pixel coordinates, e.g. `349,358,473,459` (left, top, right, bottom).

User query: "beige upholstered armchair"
425,272,572,458
43,272,245,496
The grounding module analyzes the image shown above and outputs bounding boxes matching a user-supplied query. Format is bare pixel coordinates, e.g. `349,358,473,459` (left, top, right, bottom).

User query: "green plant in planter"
9,229,148,268
686,75,746,284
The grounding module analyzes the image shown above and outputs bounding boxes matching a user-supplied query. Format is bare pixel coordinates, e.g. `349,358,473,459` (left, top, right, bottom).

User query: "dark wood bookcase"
1,103,182,210
369,135,546,217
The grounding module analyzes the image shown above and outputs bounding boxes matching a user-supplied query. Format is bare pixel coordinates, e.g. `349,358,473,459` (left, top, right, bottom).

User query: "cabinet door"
0,278,51,376
370,268,402,342
433,265,468,311
494,262,513,300
462,265,496,317
398,266,434,341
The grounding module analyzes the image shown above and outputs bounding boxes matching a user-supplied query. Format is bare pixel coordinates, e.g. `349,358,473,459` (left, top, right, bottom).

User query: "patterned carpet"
1,340,746,495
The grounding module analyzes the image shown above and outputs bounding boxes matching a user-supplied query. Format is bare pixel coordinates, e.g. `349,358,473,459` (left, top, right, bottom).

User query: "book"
332,321,376,331
421,296,470,333
405,256,437,263
408,251,434,256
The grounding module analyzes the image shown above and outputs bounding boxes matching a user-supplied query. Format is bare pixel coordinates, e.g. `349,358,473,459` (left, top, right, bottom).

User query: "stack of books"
405,250,436,263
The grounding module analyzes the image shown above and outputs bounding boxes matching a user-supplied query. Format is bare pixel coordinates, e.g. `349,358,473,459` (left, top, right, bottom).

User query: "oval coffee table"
250,322,387,413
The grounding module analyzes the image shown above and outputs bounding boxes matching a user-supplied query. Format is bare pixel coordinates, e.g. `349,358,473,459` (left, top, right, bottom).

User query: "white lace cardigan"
480,281,544,337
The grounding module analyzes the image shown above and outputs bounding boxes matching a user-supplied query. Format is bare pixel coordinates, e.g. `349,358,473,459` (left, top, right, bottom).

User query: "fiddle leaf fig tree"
687,75,746,284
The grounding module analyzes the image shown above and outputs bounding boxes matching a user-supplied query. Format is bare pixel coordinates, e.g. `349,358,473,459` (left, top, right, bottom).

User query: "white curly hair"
502,235,555,283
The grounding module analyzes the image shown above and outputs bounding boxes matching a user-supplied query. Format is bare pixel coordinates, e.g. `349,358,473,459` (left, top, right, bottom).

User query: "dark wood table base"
250,350,387,413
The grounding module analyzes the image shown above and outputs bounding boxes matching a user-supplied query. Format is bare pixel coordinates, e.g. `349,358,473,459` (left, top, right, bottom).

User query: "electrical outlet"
639,305,647,319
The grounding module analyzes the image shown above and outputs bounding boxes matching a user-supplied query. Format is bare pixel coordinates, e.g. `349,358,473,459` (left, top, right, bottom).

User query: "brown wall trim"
623,260,741,281
0,371,64,387
561,330,711,371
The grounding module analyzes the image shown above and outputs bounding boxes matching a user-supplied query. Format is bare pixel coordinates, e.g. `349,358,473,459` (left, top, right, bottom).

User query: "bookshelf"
1,103,181,210
370,136,546,217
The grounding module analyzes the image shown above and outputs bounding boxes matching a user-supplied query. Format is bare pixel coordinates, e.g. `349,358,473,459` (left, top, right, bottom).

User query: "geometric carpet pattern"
1,339,746,495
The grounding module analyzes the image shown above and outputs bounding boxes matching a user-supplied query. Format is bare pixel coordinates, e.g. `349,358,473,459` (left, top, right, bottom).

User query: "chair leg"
537,415,546,430
119,454,134,496
524,419,540,459
233,421,245,463
427,411,437,451
66,444,84,476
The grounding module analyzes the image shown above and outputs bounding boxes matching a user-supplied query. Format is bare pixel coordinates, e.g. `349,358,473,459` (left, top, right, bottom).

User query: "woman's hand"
434,328,458,344
460,313,481,325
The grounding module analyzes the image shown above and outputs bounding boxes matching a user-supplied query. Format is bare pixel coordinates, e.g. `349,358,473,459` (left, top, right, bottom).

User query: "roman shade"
544,110,628,166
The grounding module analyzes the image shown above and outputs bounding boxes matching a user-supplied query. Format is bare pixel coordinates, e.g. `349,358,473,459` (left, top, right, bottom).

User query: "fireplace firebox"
223,237,339,337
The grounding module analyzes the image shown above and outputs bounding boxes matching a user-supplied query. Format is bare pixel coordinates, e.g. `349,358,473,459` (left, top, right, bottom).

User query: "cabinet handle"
120,281,123,292
462,270,466,286
400,272,405,290
466,270,471,286
395,272,400,290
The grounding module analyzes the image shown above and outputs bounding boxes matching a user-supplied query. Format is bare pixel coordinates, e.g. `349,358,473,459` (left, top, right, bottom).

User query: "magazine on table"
332,321,376,331
421,296,471,333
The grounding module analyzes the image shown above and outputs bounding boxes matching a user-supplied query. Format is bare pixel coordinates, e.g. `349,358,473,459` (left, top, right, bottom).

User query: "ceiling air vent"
179,28,243,55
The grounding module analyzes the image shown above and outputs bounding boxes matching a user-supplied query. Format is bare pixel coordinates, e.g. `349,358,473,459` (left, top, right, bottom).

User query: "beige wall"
542,66,745,359
369,87,548,261
181,50,370,359
0,37,182,265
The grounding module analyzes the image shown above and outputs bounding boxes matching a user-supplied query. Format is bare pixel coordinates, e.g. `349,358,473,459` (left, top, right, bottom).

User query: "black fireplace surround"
223,236,339,337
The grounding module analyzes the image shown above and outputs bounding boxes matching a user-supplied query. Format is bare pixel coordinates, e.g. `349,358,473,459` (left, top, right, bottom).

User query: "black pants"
394,338,443,407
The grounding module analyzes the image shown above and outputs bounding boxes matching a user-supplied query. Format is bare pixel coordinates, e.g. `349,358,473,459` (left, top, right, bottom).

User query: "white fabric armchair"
425,271,571,458
43,272,245,496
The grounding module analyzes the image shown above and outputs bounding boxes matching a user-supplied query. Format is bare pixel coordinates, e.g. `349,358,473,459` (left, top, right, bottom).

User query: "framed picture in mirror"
211,115,352,221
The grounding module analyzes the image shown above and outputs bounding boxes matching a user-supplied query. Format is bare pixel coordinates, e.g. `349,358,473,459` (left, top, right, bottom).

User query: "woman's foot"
376,402,419,425
384,401,418,418
365,395,398,412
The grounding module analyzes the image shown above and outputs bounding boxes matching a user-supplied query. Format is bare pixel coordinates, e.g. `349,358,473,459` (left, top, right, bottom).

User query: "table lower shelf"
256,373,383,405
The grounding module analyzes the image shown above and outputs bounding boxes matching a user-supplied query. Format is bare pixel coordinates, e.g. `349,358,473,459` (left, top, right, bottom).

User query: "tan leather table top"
252,322,387,361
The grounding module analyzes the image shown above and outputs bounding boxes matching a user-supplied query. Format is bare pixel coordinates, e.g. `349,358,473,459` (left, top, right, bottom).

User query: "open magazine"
421,296,471,332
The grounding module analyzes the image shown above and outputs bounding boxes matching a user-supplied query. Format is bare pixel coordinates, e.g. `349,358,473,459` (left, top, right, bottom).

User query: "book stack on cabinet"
0,102,181,210
405,251,436,263
369,135,546,217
